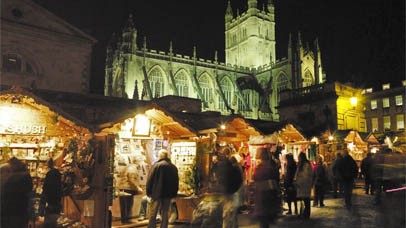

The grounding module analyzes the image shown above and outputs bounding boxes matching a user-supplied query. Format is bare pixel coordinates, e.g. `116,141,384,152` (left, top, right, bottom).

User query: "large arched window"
303,70,314,87
112,67,122,97
174,71,189,97
149,68,165,98
219,77,233,111
277,73,289,91
198,74,213,104
238,90,250,111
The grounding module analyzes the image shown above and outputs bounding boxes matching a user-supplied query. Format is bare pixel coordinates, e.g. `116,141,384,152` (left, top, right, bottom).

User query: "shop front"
0,88,105,227
96,105,200,226
319,130,368,164
248,123,312,178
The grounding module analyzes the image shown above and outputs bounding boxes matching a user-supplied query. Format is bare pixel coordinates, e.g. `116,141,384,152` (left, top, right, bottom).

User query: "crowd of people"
0,145,403,228
202,144,404,227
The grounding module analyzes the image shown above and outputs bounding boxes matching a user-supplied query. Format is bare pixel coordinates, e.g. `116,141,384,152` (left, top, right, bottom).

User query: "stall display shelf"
171,142,196,196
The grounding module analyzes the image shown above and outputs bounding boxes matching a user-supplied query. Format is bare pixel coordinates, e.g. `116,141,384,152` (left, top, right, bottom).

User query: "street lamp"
350,96,358,107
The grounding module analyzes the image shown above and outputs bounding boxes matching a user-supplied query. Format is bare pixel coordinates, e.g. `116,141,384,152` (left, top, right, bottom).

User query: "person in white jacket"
295,152,313,219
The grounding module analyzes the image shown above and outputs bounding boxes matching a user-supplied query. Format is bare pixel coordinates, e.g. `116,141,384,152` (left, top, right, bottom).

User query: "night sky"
34,0,405,94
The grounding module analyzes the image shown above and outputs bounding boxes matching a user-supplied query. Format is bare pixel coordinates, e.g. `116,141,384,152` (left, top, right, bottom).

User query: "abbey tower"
105,0,326,121
225,0,275,68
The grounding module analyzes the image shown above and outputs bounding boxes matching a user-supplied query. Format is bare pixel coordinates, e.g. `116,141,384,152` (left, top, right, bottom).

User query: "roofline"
23,0,97,44
0,86,95,131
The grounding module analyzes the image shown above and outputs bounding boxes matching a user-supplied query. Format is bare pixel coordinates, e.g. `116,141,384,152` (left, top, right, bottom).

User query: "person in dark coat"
361,153,374,195
331,153,343,198
0,157,34,228
313,156,328,207
253,148,280,228
336,149,358,209
295,152,313,219
284,153,298,215
146,149,179,228
39,158,63,228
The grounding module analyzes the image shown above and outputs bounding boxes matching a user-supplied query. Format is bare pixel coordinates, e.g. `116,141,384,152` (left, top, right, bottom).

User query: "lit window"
149,68,164,98
371,118,379,132
2,54,22,72
303,70,313,87
382,98,390,108
382,83,390,90
395,95,403,106
370,100,377,110
396,114,404,130
383,116,391,130
238,90,250,111
174,72,189,97
198,74,213,104
219,77,233,111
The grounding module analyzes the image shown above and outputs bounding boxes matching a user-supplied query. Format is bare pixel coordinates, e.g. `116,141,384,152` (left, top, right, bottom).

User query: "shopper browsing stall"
39,158,62,228
146,149,179,228
118,162,143,224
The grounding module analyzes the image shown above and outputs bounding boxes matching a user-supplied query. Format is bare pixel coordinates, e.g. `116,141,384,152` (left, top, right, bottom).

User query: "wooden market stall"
96,104,201,226
163,112,262,222
0,87,105,227
247,122,312,174
319,130,368,164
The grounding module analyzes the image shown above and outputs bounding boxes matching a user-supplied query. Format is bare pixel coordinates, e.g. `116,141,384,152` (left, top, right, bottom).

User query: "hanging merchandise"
171,141,197,196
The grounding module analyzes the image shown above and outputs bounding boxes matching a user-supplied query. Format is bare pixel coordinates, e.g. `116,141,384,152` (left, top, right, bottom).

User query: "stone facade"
0,0,96,93
105,0,326,120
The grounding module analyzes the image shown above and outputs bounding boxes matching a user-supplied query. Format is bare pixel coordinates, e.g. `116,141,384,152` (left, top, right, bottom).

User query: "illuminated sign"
132,114,151,137
1,125,47,135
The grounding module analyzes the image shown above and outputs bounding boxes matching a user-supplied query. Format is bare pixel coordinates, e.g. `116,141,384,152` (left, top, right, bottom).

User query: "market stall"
319,130,368,163
248,124,311,178
0,88,100,227
96,105,200,226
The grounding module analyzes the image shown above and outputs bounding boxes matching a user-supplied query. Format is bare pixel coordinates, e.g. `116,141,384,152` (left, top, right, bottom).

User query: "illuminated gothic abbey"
104,0,326,120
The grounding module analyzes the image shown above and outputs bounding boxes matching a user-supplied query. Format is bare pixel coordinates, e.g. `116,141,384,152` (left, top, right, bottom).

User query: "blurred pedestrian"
372,147,392,205
118,161,143,224
284,153,298,215
0,157,34,228
208,153,220,192
331,153,343,198
361,153,374,195
313,156,328,207
337,149,358,209
226,155,244,228
40,158,63,228
147,149,179,228
253,148,280,228
294,152,313,219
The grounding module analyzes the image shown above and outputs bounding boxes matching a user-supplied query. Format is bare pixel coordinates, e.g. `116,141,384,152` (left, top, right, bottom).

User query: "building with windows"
104,0,326,120
1,0,96,93
277,82,367,135
363,81,406,133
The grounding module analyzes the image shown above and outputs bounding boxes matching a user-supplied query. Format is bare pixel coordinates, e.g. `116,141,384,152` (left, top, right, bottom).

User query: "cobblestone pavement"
137,188,405,228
